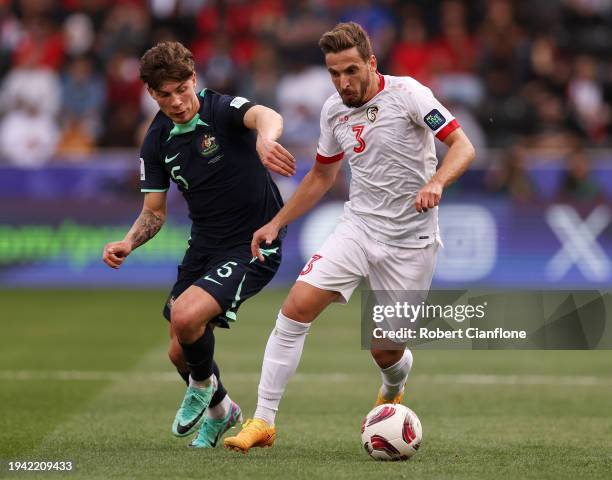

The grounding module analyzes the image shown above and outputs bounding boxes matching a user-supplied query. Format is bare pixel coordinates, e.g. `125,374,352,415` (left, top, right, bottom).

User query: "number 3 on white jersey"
351,125,366,153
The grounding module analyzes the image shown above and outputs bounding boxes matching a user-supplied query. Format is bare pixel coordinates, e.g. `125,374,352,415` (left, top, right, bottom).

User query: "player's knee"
281,292,315,323
170,302,199,340
370,348,403,369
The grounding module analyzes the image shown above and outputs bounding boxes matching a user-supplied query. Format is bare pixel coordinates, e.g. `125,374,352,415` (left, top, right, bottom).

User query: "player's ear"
369,55,377,72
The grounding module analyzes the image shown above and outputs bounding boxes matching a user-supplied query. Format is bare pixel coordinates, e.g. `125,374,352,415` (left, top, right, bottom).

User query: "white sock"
254,311,310,425
207,394,231,420
189,373,217,390
380,349,413,399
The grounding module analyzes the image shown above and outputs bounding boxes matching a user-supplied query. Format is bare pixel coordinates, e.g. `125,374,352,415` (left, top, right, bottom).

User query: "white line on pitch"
0,370,611,386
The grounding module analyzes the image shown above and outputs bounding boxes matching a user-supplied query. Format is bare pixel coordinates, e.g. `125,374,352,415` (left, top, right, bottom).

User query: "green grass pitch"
1,289,611,479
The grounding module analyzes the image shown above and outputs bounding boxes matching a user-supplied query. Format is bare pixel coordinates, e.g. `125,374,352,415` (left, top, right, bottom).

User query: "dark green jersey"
139,89,284,250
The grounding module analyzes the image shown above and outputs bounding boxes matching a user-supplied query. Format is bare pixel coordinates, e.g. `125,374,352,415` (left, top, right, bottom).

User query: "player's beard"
341,73,371,108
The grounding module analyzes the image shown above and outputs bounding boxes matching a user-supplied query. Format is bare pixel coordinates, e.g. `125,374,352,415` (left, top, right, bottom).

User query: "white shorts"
297,219,439,303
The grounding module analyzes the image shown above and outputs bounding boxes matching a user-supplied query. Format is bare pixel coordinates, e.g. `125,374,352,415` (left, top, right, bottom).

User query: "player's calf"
168,336,189,370
169,286,224,436
370,347,405,369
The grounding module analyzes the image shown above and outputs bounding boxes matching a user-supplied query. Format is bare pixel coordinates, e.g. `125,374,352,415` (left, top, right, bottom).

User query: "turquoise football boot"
189,401,243,448
172,384,215,437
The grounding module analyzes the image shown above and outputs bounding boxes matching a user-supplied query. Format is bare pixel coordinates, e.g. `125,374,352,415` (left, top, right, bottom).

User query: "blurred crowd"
0,0,611,199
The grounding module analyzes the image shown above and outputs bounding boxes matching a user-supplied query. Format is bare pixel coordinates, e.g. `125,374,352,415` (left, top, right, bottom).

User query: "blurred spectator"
558,147,603,201
478,0,530,93
275,0,331,66
568,55,608,142
433,73,484,111
201,33,238,93
276,64,335,148
0,2,21,78
388,14,432,83
249,0,285,37
0,56,61,118
73,0,115,32
104,50,141,108
485,146,535,202
523,88,582,150
63,12,95,56
0,101,59,167
529,34,558,81
338,0,397,65
148,0,177,20
239,40,280,110
60,54,106,141
56,118,95,156
97,1,150,61
98,102,140,148
12,16,64,70
427,0,484,110
561,0,612,57
477,66,530,148
16,0,57,20
98,51,141,147
429,0,478,75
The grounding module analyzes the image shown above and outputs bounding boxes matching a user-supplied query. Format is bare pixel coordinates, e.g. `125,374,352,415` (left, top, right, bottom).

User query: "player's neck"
363,72,382,105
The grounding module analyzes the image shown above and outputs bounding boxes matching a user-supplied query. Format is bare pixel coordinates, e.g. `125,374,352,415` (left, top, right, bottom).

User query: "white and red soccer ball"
361,404,422,461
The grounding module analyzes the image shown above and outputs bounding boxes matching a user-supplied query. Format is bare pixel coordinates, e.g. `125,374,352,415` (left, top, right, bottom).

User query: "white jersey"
316,74,459,248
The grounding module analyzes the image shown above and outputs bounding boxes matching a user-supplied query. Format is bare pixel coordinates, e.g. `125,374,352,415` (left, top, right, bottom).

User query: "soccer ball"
361,404,422,461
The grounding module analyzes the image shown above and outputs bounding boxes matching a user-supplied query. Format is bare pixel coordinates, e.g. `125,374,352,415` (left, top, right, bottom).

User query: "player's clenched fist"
415,180,443,213
102,240,132,269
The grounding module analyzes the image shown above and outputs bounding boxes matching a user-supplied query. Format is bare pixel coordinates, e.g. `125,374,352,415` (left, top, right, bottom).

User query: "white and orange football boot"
224,418,276,454
374,388,404,407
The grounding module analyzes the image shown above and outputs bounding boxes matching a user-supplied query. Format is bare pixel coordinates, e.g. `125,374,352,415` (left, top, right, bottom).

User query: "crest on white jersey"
366,106,378,123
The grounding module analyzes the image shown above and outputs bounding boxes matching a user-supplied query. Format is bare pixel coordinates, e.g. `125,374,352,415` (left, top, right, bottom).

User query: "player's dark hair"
318,22,373,62
139,41,195,90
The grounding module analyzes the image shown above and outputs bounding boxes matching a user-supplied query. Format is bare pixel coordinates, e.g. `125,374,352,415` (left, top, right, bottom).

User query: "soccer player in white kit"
225,22,475,452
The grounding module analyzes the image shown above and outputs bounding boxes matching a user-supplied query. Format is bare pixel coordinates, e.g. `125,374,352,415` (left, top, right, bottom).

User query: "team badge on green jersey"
199,134,220,157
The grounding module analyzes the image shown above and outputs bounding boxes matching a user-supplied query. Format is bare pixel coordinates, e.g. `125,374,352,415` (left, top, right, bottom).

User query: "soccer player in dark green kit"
102,41,295,448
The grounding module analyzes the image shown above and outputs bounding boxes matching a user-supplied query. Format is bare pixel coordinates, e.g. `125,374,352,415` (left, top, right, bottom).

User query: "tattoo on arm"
128,210,164,249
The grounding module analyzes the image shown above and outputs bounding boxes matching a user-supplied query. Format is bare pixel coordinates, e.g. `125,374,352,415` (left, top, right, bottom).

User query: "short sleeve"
316,100,344,164
212,93,256,131
139,128,169,193
405,79,460,142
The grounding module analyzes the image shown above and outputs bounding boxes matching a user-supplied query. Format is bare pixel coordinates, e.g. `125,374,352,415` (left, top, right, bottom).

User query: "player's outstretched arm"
415,128,475,213
102,192,167,269
243,105,296,177
251,160,343,260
